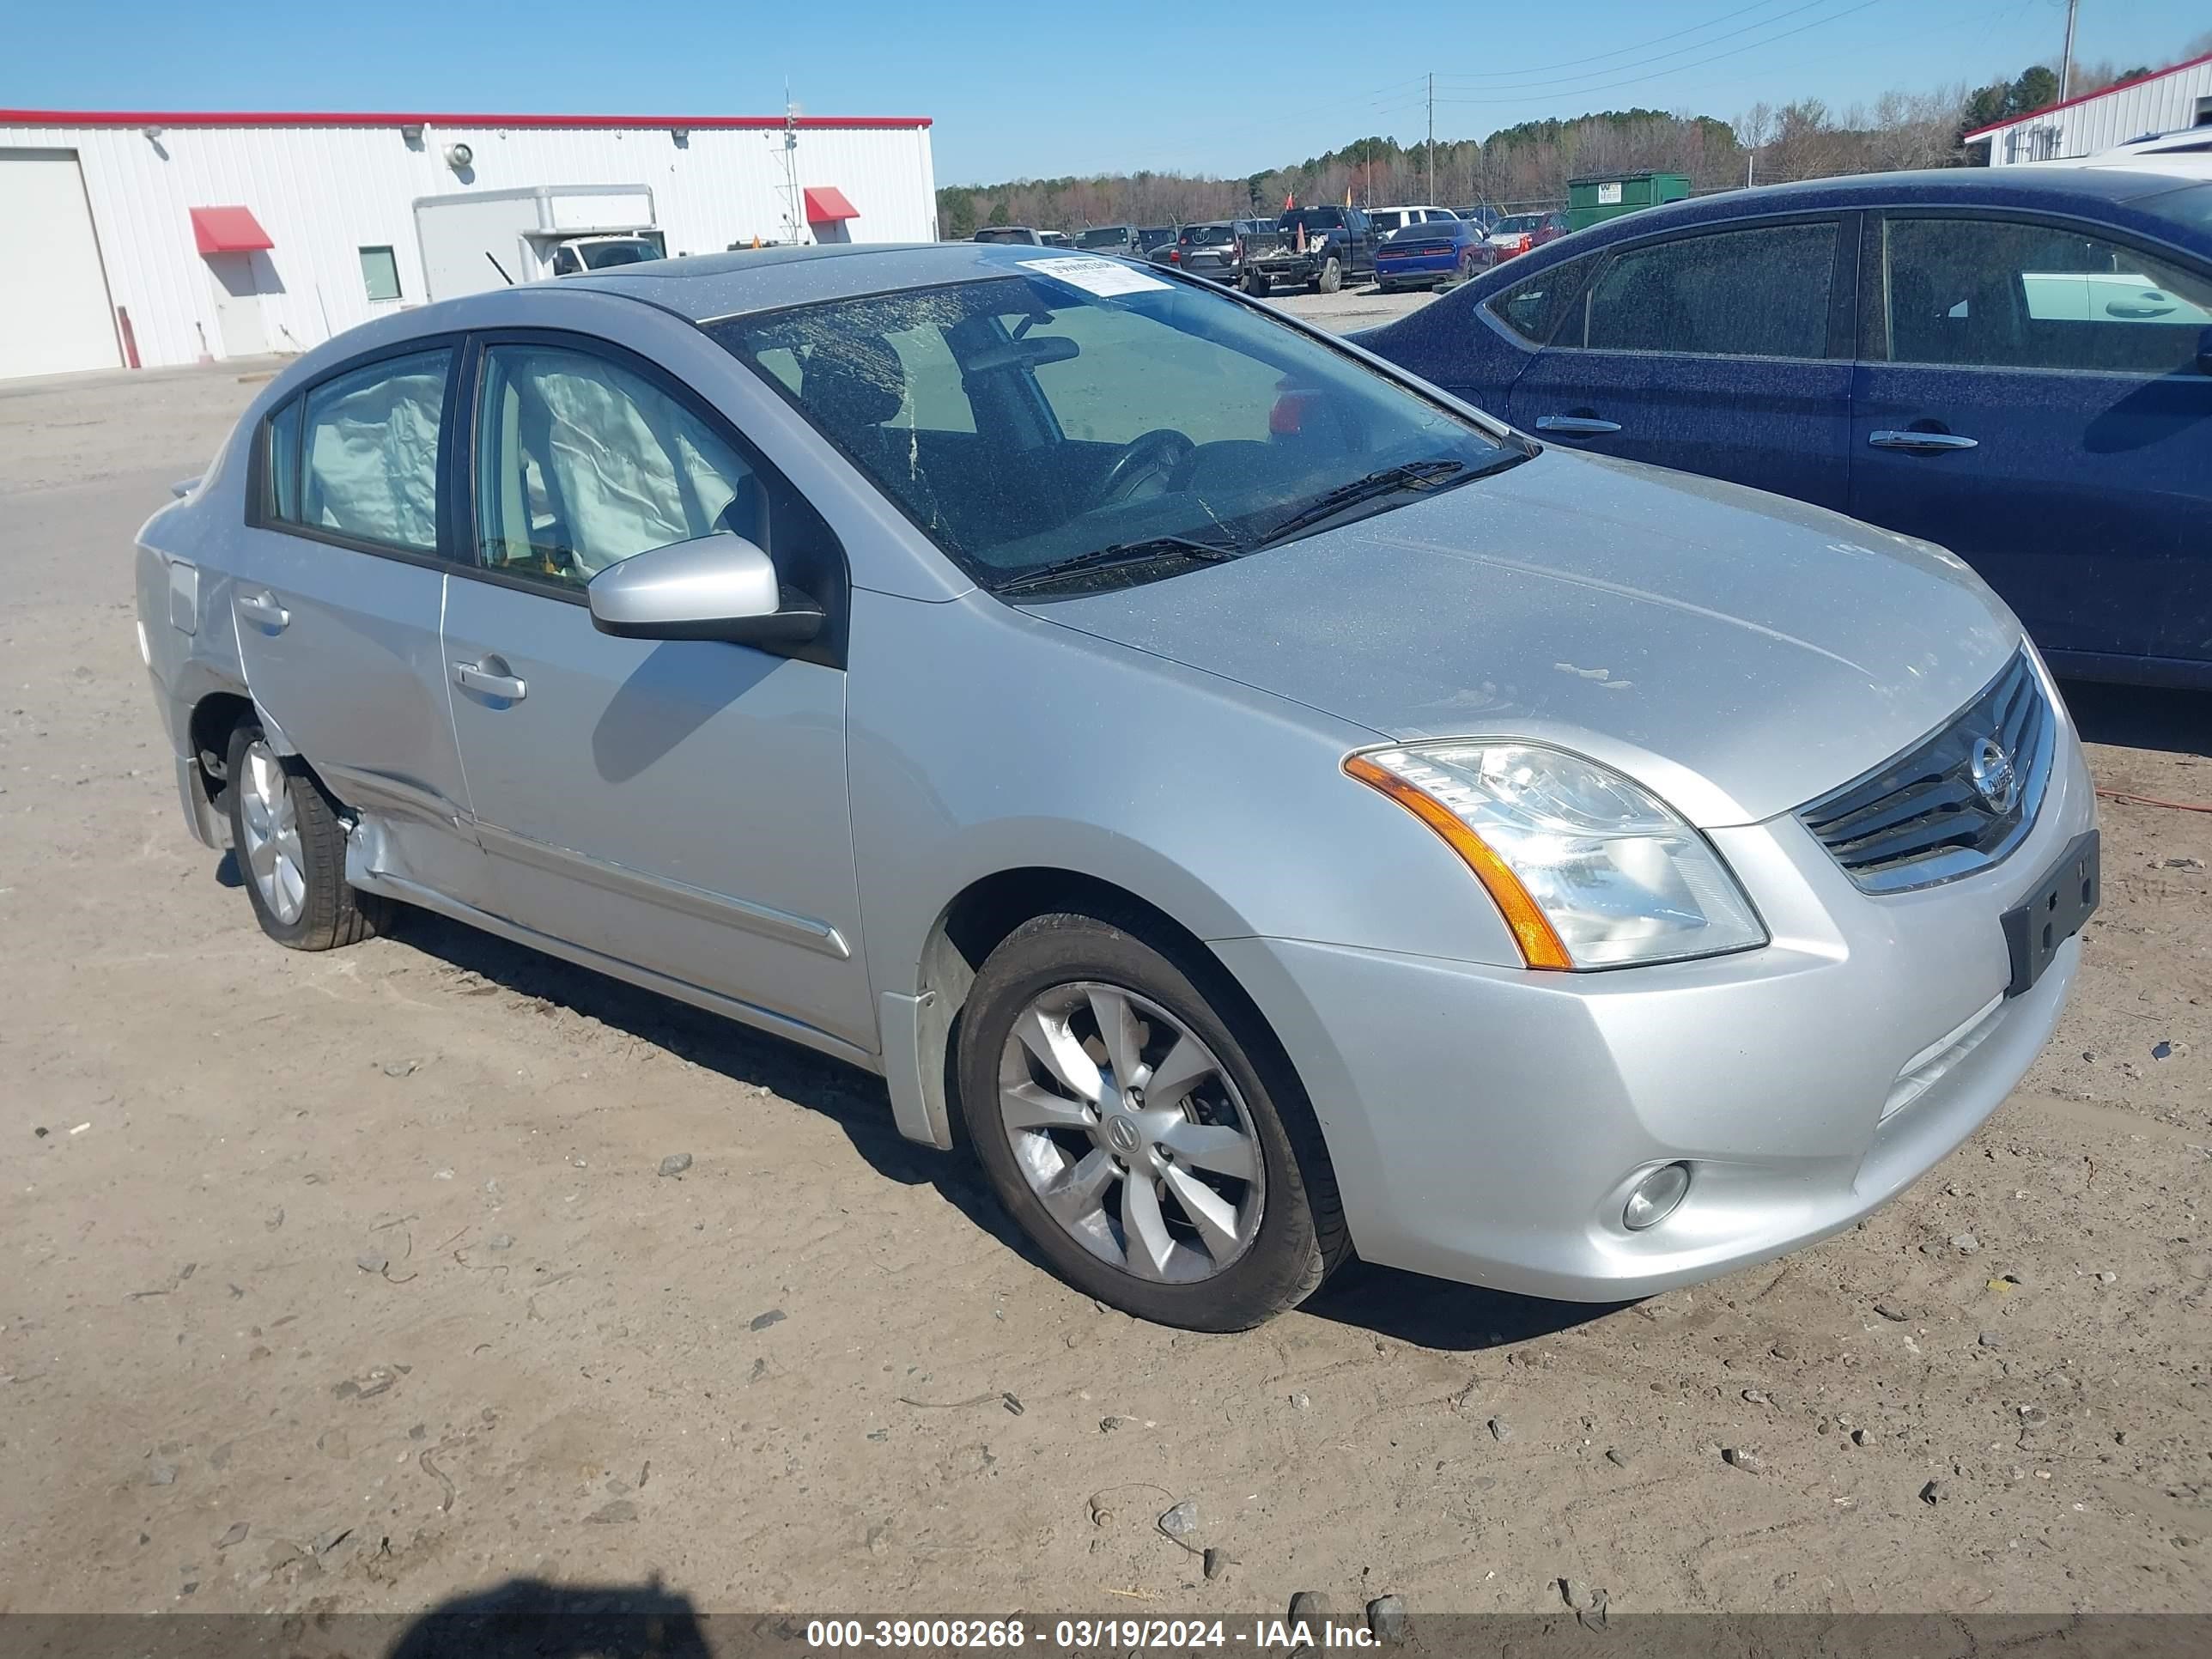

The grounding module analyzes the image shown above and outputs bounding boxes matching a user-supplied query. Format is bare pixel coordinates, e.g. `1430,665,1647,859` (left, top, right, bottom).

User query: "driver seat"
799,333,947,532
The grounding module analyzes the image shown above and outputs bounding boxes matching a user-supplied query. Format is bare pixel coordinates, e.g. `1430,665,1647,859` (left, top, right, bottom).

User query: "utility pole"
1426,72,1436,204
2058,0,2080,100
781,78,804,244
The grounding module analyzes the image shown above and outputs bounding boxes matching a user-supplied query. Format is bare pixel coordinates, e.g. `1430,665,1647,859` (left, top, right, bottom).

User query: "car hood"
1029,450,2025,827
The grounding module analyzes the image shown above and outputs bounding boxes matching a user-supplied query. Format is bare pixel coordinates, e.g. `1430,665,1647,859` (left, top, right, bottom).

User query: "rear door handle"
234,589,291,632
453,660,527,702
1534,415,1624,435
1869,429,1978,453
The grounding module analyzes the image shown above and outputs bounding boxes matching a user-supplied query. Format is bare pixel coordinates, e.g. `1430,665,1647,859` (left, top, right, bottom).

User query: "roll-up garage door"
0,149,123,379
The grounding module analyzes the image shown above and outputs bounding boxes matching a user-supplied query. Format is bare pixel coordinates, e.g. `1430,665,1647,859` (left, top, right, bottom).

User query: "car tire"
1316,256,1342,295
1243,270,1271,297
224,721,389,951
956,912,1349,1331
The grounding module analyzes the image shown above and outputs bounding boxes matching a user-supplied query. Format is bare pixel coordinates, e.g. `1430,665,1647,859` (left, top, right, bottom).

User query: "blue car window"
1881,216,2212,376
1491,254,1601,346
1581,223,1836,359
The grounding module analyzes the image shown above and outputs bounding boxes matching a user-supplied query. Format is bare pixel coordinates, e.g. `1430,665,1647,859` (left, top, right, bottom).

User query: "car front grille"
1797,651,2054,894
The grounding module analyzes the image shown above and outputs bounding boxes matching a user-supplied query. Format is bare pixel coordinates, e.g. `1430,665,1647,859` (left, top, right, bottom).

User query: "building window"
359,246,402,302
2005,125,2063,163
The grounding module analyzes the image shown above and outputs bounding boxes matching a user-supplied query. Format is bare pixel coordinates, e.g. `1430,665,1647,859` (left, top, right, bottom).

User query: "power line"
1432,0,1815,83
1433,0,1891,106
1432,0,1847,95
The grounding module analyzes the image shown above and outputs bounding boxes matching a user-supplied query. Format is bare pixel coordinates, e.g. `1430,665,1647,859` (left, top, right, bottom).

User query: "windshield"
1077,228,1132,249
1279,209,1347,233
1494,215,1543,234
712,266,1512,592
580,240,660,269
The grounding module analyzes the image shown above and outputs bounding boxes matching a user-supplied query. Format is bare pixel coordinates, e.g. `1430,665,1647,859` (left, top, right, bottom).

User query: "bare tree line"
938,34,2211,235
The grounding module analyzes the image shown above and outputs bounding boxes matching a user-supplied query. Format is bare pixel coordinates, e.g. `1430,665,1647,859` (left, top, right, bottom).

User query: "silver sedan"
134,243,2097,1329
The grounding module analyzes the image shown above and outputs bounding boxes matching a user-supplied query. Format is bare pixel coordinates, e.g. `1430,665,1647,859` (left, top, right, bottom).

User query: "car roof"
1528,167,2207,253
550,242,1192,323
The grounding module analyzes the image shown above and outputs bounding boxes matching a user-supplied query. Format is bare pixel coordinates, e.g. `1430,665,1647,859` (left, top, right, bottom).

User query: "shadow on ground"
1297,1257,1619,1351
336,902,1613,1355
386,1577,714,1657
2063,678,2212,759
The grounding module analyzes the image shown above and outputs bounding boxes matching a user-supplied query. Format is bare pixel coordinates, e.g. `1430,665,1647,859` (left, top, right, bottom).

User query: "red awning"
191,206,273,254
803,185,858,224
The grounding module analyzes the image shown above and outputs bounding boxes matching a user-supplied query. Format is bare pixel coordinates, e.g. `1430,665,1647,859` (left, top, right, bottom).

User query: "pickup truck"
1243,207,1376,295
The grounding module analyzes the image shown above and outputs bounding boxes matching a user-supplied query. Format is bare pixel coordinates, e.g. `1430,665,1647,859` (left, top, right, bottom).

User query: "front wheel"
224,722,388,951
957,914,1347,1329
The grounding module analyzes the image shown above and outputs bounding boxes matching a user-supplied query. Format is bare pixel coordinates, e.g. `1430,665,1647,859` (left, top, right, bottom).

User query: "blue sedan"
1357,168,2212,690
1372,217,1486,293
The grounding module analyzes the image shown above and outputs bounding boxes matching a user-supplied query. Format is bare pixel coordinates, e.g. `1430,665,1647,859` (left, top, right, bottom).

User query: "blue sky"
9,0,2205,184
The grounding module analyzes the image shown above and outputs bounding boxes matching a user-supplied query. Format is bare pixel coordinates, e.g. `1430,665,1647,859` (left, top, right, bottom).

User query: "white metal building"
0,108,938,379
1965,51,2212,167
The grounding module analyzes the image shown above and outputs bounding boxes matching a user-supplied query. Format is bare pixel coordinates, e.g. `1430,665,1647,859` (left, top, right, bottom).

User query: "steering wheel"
1090,428,1198,507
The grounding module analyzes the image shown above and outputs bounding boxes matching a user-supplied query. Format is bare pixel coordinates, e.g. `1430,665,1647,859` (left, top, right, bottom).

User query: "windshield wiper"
1251,459,1472,549
994,535,1242,595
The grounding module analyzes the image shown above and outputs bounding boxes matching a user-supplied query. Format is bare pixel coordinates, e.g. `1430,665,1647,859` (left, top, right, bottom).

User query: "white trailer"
414,184,662,301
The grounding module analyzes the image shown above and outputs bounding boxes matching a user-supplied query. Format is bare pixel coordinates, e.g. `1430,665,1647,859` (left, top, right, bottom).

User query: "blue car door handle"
1869,429,1978,453
1534,415,1624,435
453,659,527,702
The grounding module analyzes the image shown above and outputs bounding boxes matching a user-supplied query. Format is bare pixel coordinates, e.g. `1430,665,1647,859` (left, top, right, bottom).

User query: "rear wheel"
957,913,1346,1330
1315,256,1342,295
224,722,387,951
1243,270,1272,297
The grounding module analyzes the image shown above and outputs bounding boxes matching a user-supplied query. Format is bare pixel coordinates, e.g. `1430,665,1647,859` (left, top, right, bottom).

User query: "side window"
299,349,451,553
1881,216,2212,374
472,342,839,600
1583,222,1836,359
1490,254,1599,347
263,397,302,521
1029,301,1282,447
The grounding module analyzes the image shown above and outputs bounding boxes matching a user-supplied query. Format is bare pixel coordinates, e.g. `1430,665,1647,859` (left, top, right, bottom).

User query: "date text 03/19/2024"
804,1618,1386,1650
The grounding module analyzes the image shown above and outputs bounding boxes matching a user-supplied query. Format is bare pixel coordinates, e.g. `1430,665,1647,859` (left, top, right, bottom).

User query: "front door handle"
234,589,291,632
1534,415,1624,435
453,660,527,702
1869,429,1978,453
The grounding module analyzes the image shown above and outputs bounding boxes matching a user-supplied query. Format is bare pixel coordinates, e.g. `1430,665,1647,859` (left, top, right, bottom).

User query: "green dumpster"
1566,172,1689,233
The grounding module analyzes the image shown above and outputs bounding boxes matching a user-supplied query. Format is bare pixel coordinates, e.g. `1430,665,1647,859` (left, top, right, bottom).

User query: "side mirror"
587,534,823,646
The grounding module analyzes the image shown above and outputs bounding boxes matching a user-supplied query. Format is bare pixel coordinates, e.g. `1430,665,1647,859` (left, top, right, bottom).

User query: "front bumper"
1214,720,2096,1302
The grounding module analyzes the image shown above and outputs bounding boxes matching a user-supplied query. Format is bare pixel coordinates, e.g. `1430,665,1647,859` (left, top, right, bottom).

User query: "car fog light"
1623,1163,1691,1231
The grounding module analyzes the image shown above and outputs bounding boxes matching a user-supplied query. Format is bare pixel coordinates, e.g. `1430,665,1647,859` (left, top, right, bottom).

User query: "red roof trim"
0,108,931,131
803,185,860,222
190,204,273,254
1961,50,2212,141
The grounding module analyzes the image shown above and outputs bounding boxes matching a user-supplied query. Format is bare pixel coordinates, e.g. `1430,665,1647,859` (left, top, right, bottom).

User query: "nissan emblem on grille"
1796,652,2052,894
1969,736,2020,813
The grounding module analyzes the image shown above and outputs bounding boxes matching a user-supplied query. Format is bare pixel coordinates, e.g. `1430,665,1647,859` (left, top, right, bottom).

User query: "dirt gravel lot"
3,331,2209,1629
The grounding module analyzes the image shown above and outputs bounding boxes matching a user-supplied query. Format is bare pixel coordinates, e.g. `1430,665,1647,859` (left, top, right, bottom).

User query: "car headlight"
1345,742,1765,970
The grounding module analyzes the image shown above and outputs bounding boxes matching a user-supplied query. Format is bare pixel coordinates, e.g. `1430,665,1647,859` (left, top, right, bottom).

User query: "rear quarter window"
1489,254,1600,346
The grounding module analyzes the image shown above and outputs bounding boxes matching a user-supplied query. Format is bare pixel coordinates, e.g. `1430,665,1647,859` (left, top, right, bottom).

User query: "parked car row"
987,204,1567,295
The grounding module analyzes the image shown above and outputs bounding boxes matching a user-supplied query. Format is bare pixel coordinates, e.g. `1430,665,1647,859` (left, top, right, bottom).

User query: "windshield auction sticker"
1018,255,1171,295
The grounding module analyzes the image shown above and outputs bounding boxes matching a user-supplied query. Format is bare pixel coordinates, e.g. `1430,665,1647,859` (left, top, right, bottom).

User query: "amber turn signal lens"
1343,752,1572,971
